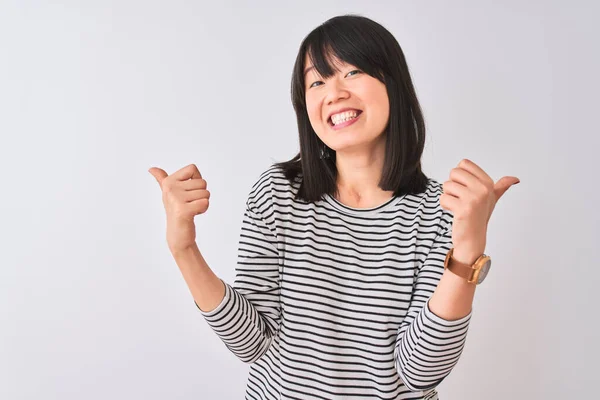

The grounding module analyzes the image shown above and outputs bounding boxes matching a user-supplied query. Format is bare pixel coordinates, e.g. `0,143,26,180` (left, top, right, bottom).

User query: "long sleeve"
394,207,472,392
196,196,281,364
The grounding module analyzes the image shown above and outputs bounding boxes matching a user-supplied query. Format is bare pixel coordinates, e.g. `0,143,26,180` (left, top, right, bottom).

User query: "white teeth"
331,110,360,125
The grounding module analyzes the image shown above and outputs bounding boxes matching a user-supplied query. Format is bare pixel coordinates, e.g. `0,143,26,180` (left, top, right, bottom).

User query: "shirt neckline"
323,192,405,216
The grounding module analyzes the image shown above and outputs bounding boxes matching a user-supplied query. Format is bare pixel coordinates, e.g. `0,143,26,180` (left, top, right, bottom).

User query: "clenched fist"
148,164,211,254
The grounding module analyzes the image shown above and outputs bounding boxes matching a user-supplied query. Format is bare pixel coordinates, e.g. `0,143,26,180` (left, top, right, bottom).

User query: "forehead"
303,52,348,68
303,53,350,79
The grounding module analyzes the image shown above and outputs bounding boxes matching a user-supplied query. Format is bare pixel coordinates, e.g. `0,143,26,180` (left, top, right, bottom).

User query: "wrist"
445,245,492,285
451,246,484,265
170,242,199,258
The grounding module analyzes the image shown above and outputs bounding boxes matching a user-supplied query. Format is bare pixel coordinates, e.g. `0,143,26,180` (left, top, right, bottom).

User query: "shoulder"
422,177,444,202
246,164,301,212
418,177,453,232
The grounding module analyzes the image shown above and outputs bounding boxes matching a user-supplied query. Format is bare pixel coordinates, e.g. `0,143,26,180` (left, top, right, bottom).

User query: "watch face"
477,259,492,284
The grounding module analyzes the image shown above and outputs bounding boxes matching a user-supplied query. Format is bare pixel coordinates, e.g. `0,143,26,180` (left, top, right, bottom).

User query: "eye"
307,70,362,89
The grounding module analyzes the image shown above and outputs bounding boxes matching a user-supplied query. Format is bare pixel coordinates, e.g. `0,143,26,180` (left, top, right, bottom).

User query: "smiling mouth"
328,110,363,126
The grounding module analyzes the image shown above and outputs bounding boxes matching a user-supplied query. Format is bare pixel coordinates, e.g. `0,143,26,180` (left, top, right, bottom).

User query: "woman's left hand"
439,159,520,254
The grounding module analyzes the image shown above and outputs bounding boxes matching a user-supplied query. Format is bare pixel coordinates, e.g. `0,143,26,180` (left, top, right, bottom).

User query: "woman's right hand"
148,164,211,254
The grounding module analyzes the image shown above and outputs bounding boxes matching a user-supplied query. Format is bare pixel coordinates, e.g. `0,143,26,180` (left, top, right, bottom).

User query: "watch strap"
444,247,482,284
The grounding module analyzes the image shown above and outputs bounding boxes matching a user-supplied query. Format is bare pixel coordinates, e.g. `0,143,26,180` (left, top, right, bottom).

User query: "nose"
325,79,350,105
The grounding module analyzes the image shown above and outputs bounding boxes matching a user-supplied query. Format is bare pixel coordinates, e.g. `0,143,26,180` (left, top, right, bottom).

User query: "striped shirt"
197,166,472,399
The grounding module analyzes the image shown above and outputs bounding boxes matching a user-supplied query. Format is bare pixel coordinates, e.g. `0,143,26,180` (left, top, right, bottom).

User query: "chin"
329,142,365,154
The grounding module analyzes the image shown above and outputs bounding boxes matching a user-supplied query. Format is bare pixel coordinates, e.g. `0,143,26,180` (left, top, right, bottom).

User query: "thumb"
494,176,520,200
148,167,168,188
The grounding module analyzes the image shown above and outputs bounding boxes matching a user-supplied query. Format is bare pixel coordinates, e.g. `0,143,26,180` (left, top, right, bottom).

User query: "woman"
149,14,519,400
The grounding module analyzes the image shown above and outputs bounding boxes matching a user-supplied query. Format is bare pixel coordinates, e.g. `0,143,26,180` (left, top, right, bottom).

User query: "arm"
394,207,472,392
428,247,478,320
195,199,281,364
172,244,226,313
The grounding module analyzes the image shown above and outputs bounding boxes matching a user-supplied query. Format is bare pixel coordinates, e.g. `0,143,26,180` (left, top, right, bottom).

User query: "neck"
333,137,393,207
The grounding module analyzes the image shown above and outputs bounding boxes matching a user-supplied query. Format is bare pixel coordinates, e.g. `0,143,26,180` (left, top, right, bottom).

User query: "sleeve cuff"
423,297,472,327
195,279,232,317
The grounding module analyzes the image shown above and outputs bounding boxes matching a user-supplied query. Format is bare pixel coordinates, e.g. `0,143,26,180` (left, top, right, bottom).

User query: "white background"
1,1,598,399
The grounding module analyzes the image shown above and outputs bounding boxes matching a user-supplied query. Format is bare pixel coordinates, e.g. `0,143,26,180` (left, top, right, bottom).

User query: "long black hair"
273,14,430,203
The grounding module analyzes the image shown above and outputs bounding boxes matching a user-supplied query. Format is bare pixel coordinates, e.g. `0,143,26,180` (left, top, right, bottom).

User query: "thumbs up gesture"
440,159,520,255
148,164,211,254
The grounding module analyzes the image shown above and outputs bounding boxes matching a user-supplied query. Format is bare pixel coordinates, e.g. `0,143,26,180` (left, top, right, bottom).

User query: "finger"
440,192,460,212
148,167,168,189
443,180,469,199
182,189,211,203
181,178,207,191
457,159,493,186
186,198,210,215
450,167,480,189
171,164,203,182
494,176,520,200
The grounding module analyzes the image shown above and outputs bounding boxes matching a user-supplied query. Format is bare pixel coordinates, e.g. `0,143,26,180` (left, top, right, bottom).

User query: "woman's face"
304,54,390,155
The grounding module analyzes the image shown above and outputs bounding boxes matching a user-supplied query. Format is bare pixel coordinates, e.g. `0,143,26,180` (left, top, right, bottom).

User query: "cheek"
359,86,387,116
371,90,390,122
305,100,322,126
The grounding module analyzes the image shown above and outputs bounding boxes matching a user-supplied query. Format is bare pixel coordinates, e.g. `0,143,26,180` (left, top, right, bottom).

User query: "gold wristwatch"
443,247,492,285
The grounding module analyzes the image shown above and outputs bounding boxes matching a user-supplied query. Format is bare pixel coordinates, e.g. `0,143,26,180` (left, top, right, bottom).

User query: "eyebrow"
304,62,349,78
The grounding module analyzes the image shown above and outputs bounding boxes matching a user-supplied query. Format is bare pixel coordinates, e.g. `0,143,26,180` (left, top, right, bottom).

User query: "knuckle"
465,202,476,214
196,199,209,214
164,188,176,200
477,184,490,197
162,178,175,192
